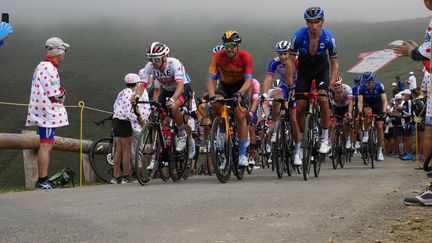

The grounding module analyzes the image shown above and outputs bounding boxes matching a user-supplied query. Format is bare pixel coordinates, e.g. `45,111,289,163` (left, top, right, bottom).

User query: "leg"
37,143,53,178
120,137,132,177
113,137,123,178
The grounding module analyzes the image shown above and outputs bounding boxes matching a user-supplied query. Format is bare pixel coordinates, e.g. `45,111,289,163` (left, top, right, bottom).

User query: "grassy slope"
0,18,427,188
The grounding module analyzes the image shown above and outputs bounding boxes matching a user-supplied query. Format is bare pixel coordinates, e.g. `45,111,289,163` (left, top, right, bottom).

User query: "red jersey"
208,49,253,84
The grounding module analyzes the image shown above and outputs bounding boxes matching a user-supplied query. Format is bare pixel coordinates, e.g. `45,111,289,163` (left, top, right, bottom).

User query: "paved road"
0,154,422,243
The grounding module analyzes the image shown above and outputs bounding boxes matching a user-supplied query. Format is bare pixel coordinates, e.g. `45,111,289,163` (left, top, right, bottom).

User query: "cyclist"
262,40,302,165
286,7,338,155
207,30,253,168
352,75,363,149
136,42,190,152
329,76,354,150
357,71,388,161
248,78,261,167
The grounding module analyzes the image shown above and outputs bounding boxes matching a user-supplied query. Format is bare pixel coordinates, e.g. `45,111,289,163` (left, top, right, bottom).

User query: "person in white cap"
26,37,69,189
408,71,417,91
391,82,398,98
400,89,414,160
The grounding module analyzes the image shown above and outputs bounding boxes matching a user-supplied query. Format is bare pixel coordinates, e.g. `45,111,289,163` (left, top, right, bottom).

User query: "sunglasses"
307,19,322,24
223,43,238,50
148,57,162,63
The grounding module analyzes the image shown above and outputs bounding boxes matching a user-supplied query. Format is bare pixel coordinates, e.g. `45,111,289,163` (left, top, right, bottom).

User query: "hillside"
0,18,427,188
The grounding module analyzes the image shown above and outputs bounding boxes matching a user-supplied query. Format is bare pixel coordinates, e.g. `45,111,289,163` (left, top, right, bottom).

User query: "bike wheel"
232,141,244,180
169,129,189,182
331,132,339,170
339,136,346,169
313,152,323,178
274,122,285,179
205,140,213,176
89,137,114,183
369,128,376,169
259,136,268,169
135,123,160,185
302,114,313,181
285,123,294,177
210,116,232,183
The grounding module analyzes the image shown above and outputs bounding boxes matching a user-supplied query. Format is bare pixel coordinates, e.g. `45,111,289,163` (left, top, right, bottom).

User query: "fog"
1,0,430,26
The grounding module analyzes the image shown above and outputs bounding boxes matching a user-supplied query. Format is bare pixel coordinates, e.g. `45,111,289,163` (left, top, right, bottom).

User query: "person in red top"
207,30,253,168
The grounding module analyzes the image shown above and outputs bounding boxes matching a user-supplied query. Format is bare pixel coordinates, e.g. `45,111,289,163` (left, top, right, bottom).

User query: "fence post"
22,130,38,189
82,153,95,184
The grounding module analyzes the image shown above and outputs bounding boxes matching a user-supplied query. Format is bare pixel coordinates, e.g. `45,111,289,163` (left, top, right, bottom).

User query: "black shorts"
216,80,249,108
295,62,330,100
112,118,132,137
333,105,348,117
364,102,384,121
158,83,192,105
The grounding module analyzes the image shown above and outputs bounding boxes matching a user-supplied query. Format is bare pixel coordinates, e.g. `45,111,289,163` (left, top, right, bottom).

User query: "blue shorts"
272,85,297,111
38,127,55,144
426,116,432,126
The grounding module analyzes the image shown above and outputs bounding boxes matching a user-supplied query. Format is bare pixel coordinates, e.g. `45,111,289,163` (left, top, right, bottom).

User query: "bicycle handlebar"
93,115,113,126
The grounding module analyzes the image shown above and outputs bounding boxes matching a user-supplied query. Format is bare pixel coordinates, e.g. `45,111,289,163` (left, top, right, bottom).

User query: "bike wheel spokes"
135,124,159,185
302,115,313,181
169,130,189,182
89,138,115,183
210,117,231,183
275,122,285,179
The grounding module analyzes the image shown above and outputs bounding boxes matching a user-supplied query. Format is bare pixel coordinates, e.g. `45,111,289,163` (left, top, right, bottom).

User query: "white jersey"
331,84,353,107
26,60,69,128
139,57,186,92
113,87,134,121
419,17,432,59
408,75,417,90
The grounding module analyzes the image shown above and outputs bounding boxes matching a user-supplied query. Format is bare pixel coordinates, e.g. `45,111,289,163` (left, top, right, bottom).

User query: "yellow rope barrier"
0,100,113,187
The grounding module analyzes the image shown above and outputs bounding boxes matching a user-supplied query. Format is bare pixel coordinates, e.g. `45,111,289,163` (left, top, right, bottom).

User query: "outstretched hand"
393,40,418,56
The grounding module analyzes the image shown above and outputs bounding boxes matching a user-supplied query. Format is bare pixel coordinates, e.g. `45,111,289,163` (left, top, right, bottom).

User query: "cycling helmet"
304,7,324,20
362,71,376,82
275,40,290,52
146,42,170,57
124,73,141,84
222,30,241,43
335,76,343,85
213,44,224,54
354,75,363,85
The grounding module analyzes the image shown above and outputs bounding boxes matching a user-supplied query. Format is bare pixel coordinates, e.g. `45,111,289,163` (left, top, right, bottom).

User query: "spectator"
25,37,70,189
391,82,398,98
400,89,414,160
411,88,426,161
0,21,13,46
394,0,432,206
395,76,405,92
408,71,417,91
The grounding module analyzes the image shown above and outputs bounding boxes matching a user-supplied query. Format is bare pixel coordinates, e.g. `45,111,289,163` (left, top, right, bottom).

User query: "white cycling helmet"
124,73,141,84
146,42,170,57
213,44,224,54
275,40,290,52
335,76,343,85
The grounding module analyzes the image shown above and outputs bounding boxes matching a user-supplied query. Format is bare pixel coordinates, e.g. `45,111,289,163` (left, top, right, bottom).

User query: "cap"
45,37,69,57
124,73,141,84
395,93,403,100
409,71,414,75
391,82,397,87
400,89,411,95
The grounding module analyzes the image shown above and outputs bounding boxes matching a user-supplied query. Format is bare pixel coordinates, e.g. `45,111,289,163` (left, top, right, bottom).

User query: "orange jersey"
208,49,253,84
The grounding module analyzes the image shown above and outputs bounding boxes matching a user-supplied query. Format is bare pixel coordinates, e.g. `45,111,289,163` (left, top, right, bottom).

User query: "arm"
285,54,296,87
262,75,273,94
381,93,388,113
238,78,252,96
357,95,364,113
152,87,160,101
329,58,339,88
171,81,184,102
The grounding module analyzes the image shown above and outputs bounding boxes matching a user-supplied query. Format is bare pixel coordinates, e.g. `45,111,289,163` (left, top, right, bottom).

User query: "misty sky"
1,0,431,25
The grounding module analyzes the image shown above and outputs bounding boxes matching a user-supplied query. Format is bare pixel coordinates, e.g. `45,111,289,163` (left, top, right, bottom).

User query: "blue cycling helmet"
354,75,363,85
304,7,324,20
275,40,290,52
362,71,376,81
212,44,224,54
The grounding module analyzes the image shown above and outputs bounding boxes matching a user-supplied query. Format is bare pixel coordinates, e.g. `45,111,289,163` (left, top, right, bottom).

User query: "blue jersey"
266,57,287,86
352,86,359,97
289,27,337,65
358,81,385,104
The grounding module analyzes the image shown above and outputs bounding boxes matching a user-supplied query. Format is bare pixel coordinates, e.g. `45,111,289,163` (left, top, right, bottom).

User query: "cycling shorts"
268,86,296,111
216,80,249,108
158,83,191,106
364,102,384,121
112,118,133,137
38,127,55,144
295,62,329,100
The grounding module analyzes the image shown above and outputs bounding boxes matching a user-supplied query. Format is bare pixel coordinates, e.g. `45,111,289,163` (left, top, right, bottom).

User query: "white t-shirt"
26,60,69,128
408,74,417,90
421,70,432,118
139,57,186,91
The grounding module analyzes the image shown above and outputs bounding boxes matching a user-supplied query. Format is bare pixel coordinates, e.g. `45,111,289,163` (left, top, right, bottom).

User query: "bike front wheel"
210,116,232,183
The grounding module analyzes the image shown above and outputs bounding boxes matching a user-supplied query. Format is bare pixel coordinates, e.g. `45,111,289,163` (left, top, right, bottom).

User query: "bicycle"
330,114,347,170
209,97,247,183
133,100,189,185
255,101,270,169
88,116,117,183
360,114,379,169
301,92,327,181
266,97,295,179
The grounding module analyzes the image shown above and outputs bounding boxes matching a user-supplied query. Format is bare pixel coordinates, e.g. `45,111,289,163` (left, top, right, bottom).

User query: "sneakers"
147,157,156,170
35,180,55,189
362,134,369,143
176,134,187,151
271,132,277,143
401,153,414,161
266,144,271,154
121,176,137,184
294,153,302,166
218,155,227,170
110,177,121,184
345,140,352,149
319,139,331,154
188,137,196,160
248,157,256,166
354,141,361,149
377,148,384,161
239,155,248,168
404,185,432,206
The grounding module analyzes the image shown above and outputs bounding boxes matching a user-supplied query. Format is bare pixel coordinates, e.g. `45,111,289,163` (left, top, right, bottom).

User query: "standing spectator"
391,82,398,98
396,76,405,92
394,0,432,206
400,89,414,160
0,21,13,46
411,88,426,161
25,37,69,189
408,71,417,91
